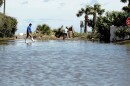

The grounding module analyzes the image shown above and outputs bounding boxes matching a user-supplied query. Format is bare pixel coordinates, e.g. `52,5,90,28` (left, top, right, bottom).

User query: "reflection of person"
80,21,84,34
25,23,34,43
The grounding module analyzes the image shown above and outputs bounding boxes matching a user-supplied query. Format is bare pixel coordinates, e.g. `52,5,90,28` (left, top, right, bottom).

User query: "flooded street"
0,40,130,86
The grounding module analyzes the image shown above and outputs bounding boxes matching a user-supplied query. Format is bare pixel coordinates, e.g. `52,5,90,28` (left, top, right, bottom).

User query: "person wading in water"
25,23,34,43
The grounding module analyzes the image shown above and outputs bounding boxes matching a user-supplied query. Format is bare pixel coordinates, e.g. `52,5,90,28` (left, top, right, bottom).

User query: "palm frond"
76,10,84,17
120,0,127,3
122,6,130,12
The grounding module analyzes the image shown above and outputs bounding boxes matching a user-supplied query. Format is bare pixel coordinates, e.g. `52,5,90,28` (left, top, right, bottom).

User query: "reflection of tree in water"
127,47,130,56
0,44,5,51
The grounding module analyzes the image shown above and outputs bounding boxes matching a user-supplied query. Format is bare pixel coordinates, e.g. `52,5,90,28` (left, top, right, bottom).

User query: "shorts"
64,33,67,36
26,32,32,38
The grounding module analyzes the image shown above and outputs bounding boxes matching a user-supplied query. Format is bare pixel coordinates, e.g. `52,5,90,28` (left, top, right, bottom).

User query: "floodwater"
0,39,130,86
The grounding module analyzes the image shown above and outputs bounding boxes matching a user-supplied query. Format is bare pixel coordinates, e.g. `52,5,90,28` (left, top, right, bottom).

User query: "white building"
110,25,130,42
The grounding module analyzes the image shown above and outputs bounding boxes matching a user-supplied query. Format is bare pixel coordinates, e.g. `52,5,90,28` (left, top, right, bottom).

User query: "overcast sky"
0,0,127,34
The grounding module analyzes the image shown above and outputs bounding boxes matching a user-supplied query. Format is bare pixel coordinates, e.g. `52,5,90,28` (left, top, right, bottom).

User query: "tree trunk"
129,0,130,7
84,15,88,33
93,13,96,33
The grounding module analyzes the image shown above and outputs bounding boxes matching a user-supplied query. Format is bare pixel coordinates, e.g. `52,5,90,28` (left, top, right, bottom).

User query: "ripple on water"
0,40,130,86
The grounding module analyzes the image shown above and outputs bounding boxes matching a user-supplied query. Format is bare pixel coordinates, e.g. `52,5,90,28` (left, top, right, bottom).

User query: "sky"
0,0,127,34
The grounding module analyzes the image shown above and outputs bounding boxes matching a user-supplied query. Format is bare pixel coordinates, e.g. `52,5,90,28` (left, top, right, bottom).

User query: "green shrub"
0,13,17,37
115,27,129,40
36,24,52,35
73,32,81,37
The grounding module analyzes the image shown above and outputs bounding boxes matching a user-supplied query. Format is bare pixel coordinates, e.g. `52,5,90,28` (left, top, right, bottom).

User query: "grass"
0,37,15,41
0,41,8,45
113,39,130,46
0,37,15,45
125,43,130,46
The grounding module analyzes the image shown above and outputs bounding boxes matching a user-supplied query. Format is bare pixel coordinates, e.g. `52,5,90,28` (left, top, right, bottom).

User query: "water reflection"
0,40,130,86
26,42,32,46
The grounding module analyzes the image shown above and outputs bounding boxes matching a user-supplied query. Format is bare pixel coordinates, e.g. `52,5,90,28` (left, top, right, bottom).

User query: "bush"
0,13,17,37
54,27,64,38
115,27,129,40
36,24,52,35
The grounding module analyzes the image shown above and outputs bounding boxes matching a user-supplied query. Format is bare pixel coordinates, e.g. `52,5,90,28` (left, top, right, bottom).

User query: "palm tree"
0,0,5,14
3,0,5,15
121,0,130,12
76,5,92,33
90,4,105,32
0,0,3,7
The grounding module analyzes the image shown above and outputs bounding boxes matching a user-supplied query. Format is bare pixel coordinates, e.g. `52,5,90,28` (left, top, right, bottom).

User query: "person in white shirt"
63,27,69,40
